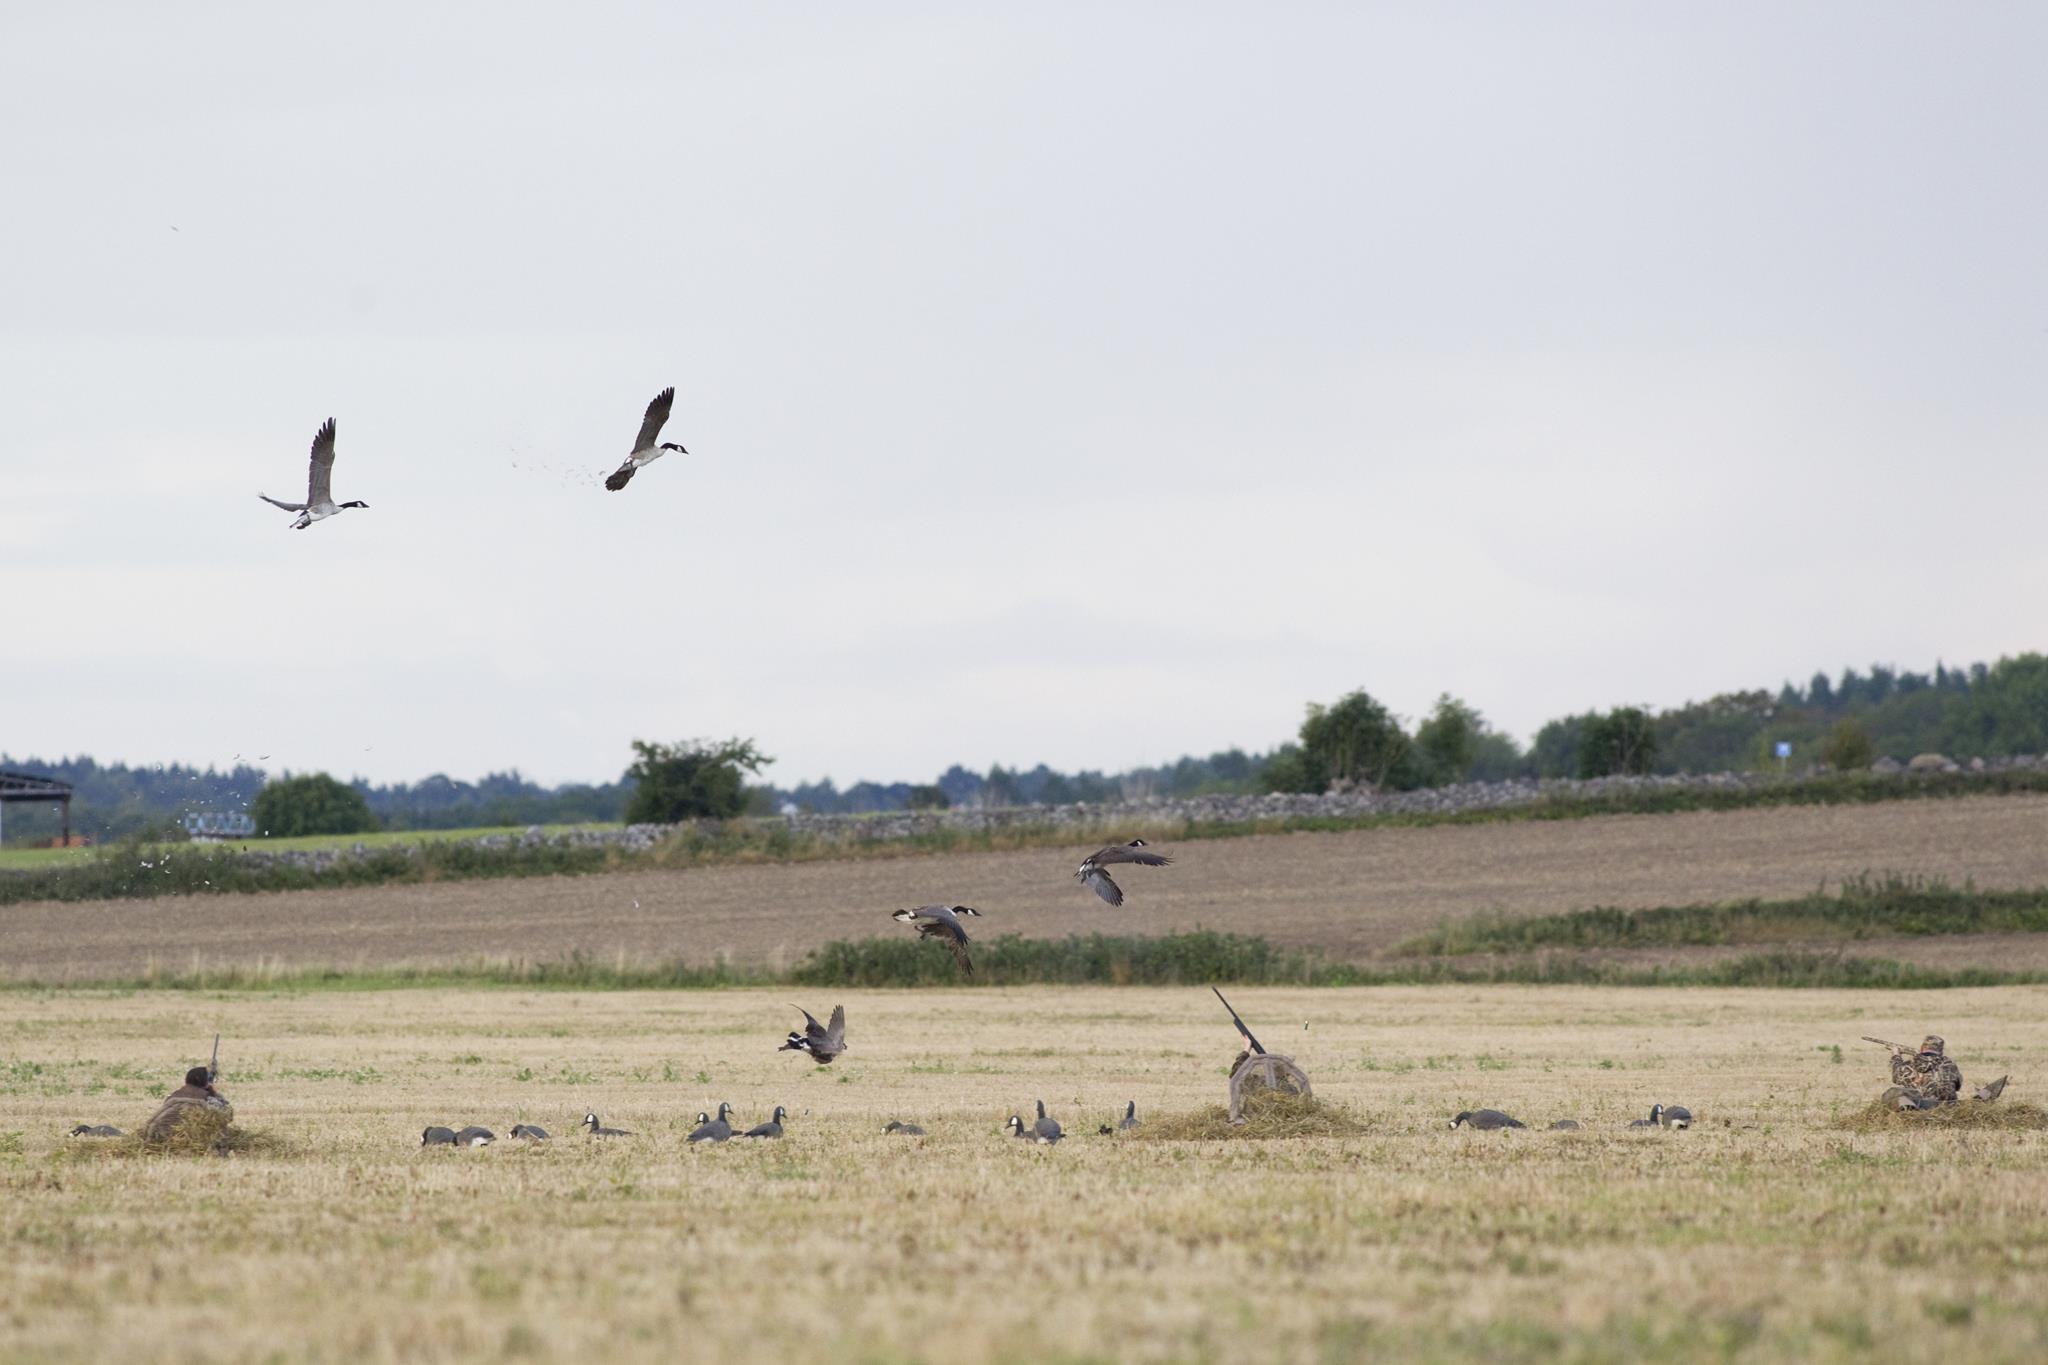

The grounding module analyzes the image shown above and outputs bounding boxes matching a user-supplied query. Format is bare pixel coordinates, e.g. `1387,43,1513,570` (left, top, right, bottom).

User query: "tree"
1296,689,1418,792
623,738,771,824
1808,671,1835,709
250,773,378,838
1413,694,1482,787
1942,653,2048,758
1528,713,1592,779
1819,718,1875,771
1578,707,1657,778
906,784,950,810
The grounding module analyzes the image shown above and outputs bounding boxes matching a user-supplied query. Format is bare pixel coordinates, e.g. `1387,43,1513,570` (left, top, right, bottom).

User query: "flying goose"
508,1123,550,1141
603,387,687,491
454,1126,495,1147
1448,1110,1526,1130
1657,1104,1693,1130
742,1106,788,1139
68,1124,123,1138
1074,839,1172,907
580,1112,632,1138
421,1126,459,1146
883,1120,926,1136
781,1004,847,1064
891,905,982,976
260,419,367,530
687,1102,735,1144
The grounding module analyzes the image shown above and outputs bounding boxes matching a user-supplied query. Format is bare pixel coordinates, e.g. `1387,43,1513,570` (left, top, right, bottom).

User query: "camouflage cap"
1919,1035,1946,1054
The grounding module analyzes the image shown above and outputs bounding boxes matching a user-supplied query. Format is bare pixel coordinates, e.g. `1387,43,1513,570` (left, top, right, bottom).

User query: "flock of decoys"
1449,1103,1695,1132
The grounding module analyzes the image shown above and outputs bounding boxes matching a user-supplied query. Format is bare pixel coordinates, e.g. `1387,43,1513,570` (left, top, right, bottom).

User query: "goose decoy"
508,1124,550,1141
1546,1119,1581,1132
883,1120,926,1136
687,1102,734,1144
68,1124,123,1138
580,1112,632,1138
1118,1101,1140,1131
421,1126,459,1146
454,1126,495,1147
1881,1086,1937,1112
742,1106,788,1139
1031,1099,1063,1144
1657,1104,1693,1130
1074,839,1172,907
1627,1105,1662,1128
603,387,688,492
1448,1110,1526,1130
1974,1075,2009,1102
891,905,982,976
781,1004,847,1064
259,419,367,530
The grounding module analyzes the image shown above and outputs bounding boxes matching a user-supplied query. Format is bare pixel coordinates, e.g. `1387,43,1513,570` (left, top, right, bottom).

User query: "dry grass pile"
1134,1086,1372,1141
1840,1098,2048,1133
57,1121,292,1160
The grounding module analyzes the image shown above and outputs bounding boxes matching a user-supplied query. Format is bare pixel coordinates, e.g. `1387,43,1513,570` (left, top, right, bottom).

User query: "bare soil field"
4,984,2045,1363
5,796,2048,980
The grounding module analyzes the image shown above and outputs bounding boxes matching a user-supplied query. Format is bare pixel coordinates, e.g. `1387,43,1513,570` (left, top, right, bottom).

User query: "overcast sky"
3,4,2044,790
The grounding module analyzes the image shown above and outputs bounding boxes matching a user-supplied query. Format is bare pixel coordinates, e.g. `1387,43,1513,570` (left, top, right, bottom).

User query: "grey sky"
4,4,2044,789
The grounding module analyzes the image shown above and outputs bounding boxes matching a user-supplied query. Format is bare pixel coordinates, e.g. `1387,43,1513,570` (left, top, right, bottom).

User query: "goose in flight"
603,386,688,491
1075,839,1172,907
891,904,982,976
260,419,366,529
781,1004,847,1065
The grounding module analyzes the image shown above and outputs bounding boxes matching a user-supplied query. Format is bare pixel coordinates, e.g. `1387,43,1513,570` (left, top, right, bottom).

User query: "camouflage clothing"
1888,1036,1963,1106
141,1074,234,1145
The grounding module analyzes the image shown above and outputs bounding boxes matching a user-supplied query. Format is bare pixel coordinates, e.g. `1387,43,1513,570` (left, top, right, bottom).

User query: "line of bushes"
1395,874,2048,956
10,934,2041,993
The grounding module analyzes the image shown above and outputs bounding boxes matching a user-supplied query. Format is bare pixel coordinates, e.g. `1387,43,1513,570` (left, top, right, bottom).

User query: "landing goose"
1074,839,1171,907
781,1004,847,1064
603,387,688,491
892,905,981,976
260,419,367,529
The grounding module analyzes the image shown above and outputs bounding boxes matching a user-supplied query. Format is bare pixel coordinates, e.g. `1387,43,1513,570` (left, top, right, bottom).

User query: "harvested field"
6,796,2048,982
4,984,2046,1364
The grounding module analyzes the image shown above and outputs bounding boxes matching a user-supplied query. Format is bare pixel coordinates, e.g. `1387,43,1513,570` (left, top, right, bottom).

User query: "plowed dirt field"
7,795,2047,980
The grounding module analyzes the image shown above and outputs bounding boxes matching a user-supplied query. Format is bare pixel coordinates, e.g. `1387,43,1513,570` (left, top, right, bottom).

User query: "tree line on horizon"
4,652,2043,845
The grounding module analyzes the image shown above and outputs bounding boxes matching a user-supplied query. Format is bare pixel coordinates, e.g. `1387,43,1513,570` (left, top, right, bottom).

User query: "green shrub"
249,775,377,838
1820,719,1876,772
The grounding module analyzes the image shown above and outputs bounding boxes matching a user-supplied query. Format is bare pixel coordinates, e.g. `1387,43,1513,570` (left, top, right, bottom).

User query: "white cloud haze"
3,4,2044,788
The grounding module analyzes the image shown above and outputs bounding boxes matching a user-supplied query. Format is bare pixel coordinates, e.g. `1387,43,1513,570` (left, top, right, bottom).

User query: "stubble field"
8,795,2048,981
4,984,2046,1364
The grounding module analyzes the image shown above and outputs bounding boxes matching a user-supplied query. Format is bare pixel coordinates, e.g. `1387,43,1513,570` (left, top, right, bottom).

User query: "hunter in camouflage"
1888,1035,1964,1106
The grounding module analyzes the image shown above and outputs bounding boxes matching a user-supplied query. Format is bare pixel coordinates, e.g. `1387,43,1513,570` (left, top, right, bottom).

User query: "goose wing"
825,1005,846,1047
633,387,674,453
258,494,308,512
603,460,637,492
1092,843,1172,868
794,1005,829,1043
942,928,974,977
306,419,337,506
1078,867,1124,906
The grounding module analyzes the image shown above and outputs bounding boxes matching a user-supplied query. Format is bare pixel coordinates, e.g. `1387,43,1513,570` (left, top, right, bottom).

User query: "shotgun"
1213,987,1265,1056
1862,1035,1914,1053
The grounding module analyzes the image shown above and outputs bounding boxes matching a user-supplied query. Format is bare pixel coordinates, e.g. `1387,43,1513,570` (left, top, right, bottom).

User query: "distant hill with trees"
5,652,2042,846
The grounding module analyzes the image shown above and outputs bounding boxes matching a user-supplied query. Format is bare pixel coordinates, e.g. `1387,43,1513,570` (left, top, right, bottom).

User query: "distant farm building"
0,770,75,846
